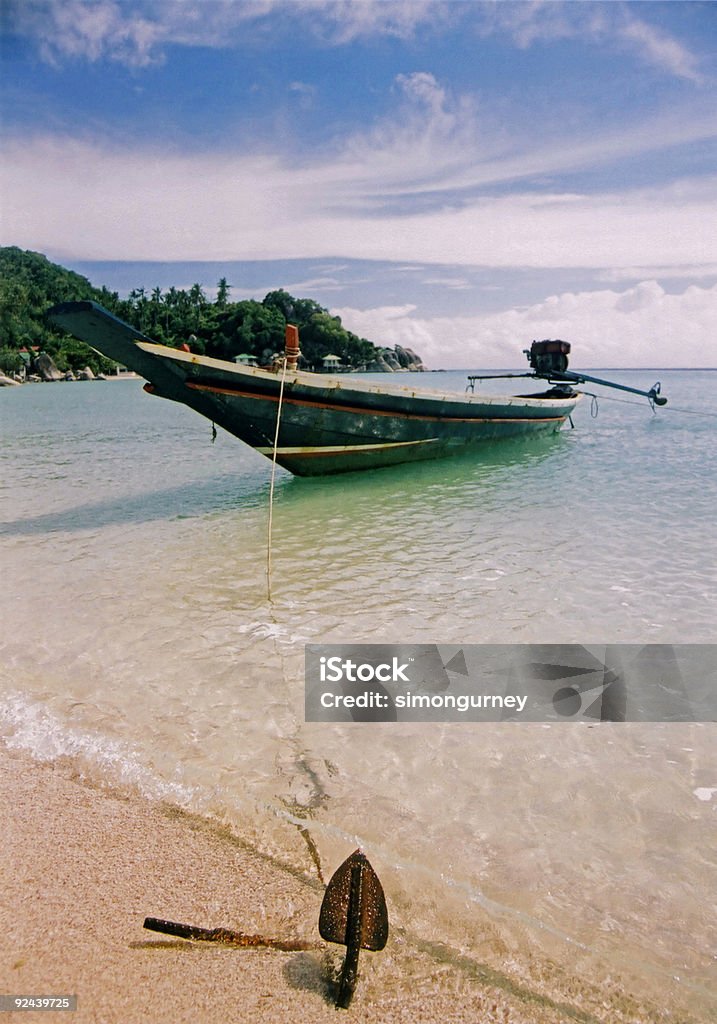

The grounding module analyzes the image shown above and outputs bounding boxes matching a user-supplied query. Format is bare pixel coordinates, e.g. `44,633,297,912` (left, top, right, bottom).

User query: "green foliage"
0,347,23,374
44,338,117,376
0,247,99,349
206,300,285,362
0,246,384,373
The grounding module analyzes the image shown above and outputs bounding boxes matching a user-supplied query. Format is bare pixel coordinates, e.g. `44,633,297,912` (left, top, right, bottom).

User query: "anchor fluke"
319,849,389,1009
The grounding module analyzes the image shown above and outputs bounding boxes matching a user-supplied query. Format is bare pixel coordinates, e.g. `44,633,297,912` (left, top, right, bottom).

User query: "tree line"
0,246,379,376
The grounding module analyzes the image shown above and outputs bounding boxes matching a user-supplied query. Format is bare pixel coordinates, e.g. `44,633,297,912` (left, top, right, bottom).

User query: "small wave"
0,691,199,807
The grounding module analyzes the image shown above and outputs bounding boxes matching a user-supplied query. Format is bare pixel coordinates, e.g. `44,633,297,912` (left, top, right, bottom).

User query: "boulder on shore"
365,353,395,372
380,349,402,371
364,345,427,372
395,344,426,371
35,352,63,381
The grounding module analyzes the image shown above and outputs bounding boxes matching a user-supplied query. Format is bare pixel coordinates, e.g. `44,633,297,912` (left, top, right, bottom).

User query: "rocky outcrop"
365,346,426,372
381,349,402,371
77,366,95,380
365,352,395,373
395,345,425,371
35,352,63,381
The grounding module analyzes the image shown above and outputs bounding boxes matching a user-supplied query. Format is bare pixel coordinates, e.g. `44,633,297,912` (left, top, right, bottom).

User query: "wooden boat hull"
48,302,582,476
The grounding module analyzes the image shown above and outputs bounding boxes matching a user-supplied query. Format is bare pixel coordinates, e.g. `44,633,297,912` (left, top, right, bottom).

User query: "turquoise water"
1,372,716,1020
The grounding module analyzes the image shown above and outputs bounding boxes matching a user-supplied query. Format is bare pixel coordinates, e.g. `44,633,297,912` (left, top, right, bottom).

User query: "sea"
1,369,715,1021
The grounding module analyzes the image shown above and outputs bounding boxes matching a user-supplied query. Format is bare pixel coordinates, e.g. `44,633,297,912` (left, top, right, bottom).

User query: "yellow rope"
267,356,289,601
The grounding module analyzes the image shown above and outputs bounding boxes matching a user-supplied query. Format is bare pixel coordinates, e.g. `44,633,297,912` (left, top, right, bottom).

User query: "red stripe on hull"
185,381,565,425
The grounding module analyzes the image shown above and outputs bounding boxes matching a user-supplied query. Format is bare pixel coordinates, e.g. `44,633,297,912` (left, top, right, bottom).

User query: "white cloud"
332,281,717,369
7,0,449,66
618,11,704,85
2,134,716,274
9,1,706,85
11,0,164,68
232,274,351,300
295,68,716,211
288,80,317,111
309,0,447,44
598,264,717,284
421,275,471,290
481,1,705,84
395,71,447,116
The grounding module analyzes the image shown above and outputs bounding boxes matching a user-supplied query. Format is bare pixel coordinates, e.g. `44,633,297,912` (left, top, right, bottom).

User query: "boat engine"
525,339,571,376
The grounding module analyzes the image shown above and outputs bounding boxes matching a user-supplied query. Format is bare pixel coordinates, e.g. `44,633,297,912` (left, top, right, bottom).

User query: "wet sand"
0,746,698,1023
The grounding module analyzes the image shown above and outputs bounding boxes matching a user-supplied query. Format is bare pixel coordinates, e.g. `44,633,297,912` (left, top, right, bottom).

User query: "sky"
1,0,716,368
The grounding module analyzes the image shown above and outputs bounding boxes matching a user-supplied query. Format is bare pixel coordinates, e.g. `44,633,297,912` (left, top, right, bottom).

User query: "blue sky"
2,0,716,367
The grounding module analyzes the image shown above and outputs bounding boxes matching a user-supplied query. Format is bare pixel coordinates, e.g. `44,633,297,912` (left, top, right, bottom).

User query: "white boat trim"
255,438,440,457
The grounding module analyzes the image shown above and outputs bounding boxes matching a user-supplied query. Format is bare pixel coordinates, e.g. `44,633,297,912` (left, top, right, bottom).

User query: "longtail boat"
48,301,665,477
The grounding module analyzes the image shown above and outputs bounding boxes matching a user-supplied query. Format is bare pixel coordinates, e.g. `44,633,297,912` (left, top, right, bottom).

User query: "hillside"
0,247,121,376
0,247,424,377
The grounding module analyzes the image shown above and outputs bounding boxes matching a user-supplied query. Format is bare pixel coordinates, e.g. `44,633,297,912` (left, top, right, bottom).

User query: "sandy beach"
2,745,705,1024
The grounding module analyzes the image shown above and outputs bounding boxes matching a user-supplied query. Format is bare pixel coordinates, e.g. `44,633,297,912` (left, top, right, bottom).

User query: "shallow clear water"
2,372,716,1019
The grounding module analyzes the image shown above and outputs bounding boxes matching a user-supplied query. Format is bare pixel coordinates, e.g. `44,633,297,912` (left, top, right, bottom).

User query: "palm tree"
216,277,230,308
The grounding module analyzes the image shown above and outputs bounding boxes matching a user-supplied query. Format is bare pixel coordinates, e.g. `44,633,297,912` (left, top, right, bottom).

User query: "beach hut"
322,353,342,371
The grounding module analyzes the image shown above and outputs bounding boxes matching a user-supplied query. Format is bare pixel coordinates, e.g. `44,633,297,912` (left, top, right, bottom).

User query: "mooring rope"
658,405,717,418
580,390,717,418
267,356,289,602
